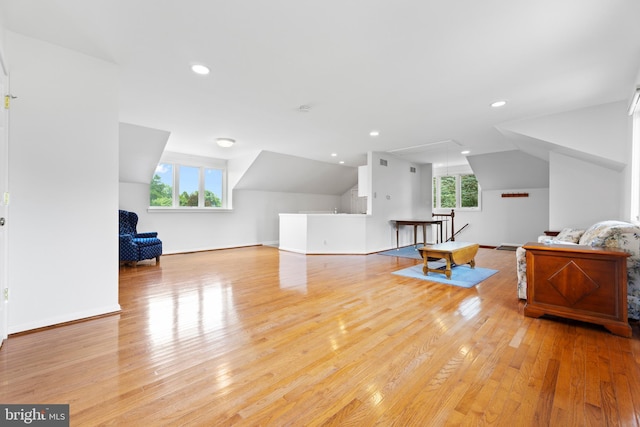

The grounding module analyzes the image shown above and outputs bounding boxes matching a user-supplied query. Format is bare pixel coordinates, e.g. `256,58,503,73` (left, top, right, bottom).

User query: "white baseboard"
277,246,306,254
8,304,121,335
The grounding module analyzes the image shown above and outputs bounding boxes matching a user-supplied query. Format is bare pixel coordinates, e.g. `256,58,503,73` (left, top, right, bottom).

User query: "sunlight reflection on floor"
456,295,481,319
146,282,240,348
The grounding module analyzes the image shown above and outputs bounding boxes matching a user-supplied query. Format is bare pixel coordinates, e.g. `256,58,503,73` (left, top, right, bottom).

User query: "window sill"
147,207,233,213
433,207,481,212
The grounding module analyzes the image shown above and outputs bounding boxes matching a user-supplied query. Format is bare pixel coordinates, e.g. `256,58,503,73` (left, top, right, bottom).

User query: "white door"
0,71,9,348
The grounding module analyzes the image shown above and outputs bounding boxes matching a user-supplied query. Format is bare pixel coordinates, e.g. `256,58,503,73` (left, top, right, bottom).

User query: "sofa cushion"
578,220,638,247
555,227,585,243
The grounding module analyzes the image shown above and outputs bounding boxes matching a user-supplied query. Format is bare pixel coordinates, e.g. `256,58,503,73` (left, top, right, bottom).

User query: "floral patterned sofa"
516,220,640,320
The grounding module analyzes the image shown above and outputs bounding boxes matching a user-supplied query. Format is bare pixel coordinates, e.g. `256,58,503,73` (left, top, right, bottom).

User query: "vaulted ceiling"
2,0,640,168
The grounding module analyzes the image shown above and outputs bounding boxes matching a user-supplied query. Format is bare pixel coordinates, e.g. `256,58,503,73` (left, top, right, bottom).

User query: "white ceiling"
2,0,640,168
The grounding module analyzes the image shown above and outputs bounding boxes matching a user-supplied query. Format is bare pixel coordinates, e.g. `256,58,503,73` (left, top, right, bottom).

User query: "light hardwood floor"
1,246,640,426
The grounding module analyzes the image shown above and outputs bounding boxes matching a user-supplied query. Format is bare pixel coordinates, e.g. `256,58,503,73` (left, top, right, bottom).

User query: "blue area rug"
377,245,425,260
392,264,498,288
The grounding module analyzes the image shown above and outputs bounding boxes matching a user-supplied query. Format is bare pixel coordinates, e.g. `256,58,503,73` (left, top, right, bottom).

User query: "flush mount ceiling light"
491,100,507,108
369,130,380,137
191,64,210,75
216,138,235,148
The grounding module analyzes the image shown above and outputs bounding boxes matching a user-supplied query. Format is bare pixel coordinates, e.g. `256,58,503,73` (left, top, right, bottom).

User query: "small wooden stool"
418,242,480,279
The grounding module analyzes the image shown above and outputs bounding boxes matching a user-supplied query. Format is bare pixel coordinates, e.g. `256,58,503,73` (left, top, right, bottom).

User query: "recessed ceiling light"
491,100,507,108
191,64,210,75
370,130,380,137
339,161,345,164
331,153,337,157
216,138,235,148
461,150,470,154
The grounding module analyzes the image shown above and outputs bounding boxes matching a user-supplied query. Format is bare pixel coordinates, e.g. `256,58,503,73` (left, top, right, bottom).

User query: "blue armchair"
119,210,162,265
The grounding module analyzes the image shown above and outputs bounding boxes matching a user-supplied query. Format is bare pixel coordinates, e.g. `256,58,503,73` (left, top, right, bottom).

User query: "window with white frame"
150,153,226,209
433,173,480,209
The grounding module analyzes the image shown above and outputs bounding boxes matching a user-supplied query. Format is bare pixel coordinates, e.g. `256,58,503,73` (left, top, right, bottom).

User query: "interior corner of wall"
227,190,234,209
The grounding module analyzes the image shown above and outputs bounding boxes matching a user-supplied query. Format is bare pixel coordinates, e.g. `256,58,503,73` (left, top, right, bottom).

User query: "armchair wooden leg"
156,256,161,263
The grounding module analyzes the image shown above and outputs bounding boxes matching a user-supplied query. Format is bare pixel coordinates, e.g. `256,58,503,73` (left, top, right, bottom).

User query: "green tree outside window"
440,175,456,208
433,174,479,209
150,165,173,206
460,174,478,208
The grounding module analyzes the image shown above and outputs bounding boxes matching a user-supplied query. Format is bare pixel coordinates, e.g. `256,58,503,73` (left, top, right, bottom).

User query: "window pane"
461,174,478,208
179,166,199,206
204,168,223,207
440,176,456,208
150,163,173,206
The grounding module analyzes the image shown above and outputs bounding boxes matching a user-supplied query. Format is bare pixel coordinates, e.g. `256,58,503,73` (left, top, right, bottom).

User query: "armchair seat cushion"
131,236,162,247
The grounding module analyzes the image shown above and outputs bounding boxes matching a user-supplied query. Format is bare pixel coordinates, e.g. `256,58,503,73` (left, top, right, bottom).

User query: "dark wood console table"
393,220,443,249
523,242,631,337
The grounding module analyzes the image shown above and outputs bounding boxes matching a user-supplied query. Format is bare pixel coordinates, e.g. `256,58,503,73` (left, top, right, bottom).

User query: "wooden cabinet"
523,242,631,337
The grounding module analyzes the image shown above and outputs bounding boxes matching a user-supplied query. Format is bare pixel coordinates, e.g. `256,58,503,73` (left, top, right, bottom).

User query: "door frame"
0,52,9,348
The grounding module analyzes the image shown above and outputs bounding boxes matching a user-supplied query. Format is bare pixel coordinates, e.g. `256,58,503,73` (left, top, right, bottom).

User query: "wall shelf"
501,192,529,198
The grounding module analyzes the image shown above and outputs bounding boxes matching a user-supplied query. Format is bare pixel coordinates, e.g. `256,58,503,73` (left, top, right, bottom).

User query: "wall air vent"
410,167,416,173
380,159,388,166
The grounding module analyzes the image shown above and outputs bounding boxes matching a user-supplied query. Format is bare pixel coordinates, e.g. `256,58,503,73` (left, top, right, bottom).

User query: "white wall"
0,18,6,75
434,162,549,246
7,32,119,333
449,189,549,246
119,97,639,255
498,100,634,229
279,213,368,254
549,151,622,229
365,151,432,251
120,182,342,253
121,150,431,254
432,163,549,246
